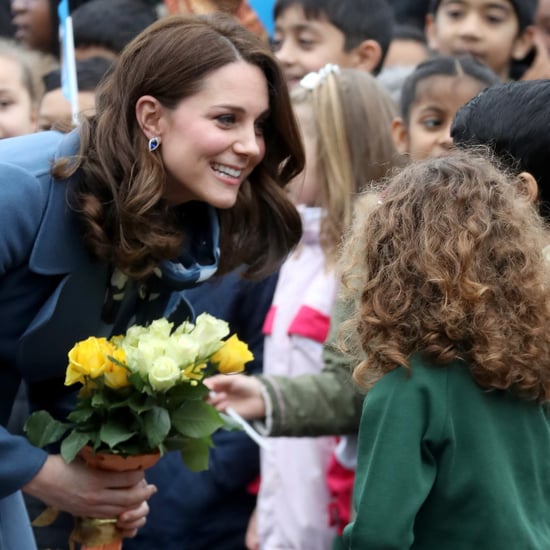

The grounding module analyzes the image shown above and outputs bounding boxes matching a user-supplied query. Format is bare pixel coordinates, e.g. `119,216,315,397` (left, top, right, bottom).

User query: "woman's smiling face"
151,60,269,208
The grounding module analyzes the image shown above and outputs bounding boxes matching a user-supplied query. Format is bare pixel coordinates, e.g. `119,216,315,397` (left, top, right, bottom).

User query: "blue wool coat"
0,130,219,549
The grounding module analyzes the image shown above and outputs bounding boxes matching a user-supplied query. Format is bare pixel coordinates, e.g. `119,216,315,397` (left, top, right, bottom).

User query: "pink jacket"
258,207,339,549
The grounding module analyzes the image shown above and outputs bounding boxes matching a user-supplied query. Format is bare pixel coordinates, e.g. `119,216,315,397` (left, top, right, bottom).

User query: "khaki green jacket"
257,297,364,437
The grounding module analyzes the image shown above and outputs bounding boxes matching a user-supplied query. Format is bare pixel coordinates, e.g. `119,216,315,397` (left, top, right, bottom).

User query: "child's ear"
517,171,539,204
391,117,410,155
135,95,165,139
351,39,382,73
512,25,536,61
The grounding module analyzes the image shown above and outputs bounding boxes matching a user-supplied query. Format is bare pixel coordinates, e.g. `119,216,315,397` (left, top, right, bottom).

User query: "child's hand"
205,374,266,420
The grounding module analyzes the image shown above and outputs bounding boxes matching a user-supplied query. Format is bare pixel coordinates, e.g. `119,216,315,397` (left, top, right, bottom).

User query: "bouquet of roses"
25,313,254,472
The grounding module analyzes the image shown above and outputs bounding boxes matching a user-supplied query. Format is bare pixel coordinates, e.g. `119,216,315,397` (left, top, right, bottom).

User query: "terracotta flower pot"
79,446,161,472
72,446,161,550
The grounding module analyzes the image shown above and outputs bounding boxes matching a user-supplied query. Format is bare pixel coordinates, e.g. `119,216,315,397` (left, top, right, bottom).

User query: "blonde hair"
342,149,550,401
291,68,402,264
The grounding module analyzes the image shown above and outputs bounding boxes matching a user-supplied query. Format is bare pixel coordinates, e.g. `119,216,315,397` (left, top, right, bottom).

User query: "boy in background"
38,56,113,131
272,0,394,87
425,0,546,81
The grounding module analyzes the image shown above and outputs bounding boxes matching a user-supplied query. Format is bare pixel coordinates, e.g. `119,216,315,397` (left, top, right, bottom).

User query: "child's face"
392,74,487,161
273,4,357,88
285,101,320,206
38,88,96,131
0,55,36,139
426,0,534,80
11,0,53,54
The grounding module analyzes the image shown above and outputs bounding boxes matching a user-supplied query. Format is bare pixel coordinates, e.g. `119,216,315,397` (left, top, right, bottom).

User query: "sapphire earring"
148,137,160,152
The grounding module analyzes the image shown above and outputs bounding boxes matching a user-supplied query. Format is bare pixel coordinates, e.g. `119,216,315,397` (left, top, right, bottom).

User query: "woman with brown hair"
0,12,303,548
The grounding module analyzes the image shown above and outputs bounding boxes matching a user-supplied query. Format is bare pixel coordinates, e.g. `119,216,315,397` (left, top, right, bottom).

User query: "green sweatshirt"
343,355,550,549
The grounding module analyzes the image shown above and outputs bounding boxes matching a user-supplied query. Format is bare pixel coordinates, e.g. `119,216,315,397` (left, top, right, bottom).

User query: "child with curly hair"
341,150,550,548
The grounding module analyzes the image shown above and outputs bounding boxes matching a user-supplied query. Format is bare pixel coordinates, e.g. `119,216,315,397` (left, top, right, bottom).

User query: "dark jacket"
126,269,278,550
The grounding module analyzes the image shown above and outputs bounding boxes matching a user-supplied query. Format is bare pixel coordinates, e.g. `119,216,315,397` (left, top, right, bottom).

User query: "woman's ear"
135,95,164,139
517,171,539,204
391,117,410,155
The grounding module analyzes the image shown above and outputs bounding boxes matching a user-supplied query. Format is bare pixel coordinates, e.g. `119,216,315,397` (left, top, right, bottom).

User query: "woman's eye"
216,114,236,126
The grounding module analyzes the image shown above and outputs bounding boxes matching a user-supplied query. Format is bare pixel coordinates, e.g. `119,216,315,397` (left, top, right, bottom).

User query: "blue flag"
58,0,79,123
248,0,275,38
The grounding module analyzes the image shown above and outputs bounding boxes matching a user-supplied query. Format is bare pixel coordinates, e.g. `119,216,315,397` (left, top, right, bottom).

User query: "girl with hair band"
249,64,401,550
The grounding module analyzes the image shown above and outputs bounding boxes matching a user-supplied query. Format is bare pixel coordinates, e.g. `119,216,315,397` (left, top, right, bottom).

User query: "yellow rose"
210,335,254,374
103,348,130,389
66,337,116,385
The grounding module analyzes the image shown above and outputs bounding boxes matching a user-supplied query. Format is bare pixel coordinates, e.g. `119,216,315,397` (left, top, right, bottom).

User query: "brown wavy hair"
342,149,550,401
53,13,304,280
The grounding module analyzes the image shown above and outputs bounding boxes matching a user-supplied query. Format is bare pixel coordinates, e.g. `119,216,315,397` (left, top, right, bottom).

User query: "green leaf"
171,401,224,438
91,392,108,407
128,393,156,414
107,354,129,370
179,436,213,472
167,382,208,405
129,372,146,392
24,411,71,448
60,430,91,462
99,422,135,449
143,407,170,449
68,406,94,423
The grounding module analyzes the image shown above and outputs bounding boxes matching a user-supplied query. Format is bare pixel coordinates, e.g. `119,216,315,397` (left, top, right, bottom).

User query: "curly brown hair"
53,13,304,280
342,149,550,401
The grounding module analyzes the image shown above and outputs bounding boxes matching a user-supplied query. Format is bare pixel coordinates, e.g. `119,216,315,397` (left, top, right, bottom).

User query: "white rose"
164,333,200,367
192,313,230,357
125,336,166,377
147,318,174,340
172,320,195,336
123,324,148,348
148,356,181,392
